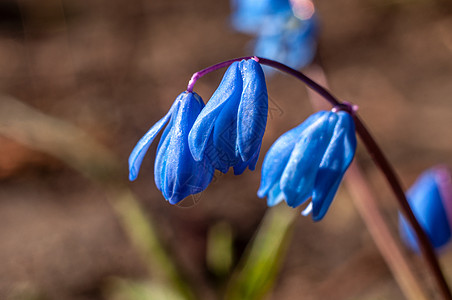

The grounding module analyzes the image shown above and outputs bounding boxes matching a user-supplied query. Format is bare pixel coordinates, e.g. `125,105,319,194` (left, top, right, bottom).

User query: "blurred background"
1,0,452,299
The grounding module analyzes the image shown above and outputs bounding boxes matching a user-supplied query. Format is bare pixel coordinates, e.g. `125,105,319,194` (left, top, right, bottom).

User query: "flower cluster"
399,166,452,252
129,59,268,203
129,58,357,220
230,0,318,70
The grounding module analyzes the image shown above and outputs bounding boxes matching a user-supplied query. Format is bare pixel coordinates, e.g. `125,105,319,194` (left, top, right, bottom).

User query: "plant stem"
305,65,430,300
258,58,452,299
353,116,452,300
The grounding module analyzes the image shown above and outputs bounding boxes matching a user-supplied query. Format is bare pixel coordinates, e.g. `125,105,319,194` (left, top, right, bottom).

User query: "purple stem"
188,56,451,299
187,56,252,92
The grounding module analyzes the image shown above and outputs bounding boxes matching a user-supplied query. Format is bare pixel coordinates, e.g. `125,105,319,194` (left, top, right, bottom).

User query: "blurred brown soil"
1,0,452,299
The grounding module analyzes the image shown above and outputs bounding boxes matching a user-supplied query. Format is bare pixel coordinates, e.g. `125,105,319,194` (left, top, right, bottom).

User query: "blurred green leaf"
206,222,234,277
225,204,297,300
105,278,185,300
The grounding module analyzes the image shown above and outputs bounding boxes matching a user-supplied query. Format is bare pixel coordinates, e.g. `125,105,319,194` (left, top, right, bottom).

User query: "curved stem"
353,115,452,300
305,65,430,300
187,56,252,92
187,56,341,106
255,57,341,107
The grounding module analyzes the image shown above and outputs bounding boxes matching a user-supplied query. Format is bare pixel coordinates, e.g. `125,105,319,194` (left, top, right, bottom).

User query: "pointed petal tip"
129,168,137,181
189,144,204,162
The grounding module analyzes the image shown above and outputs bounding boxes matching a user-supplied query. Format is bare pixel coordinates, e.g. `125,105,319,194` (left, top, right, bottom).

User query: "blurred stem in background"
0,95,195,300
305,65,431,300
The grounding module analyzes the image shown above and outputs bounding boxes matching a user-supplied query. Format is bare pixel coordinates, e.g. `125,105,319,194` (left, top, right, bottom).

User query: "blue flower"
230,0,318,71
230,0,292,34
399,166,452,252
188,59,268,175
129,92,214,204
257,110,356,221
254,14,318,71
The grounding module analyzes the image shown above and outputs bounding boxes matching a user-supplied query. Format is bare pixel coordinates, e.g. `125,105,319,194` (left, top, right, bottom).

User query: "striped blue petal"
281,112,337,207
311,112,356,221
128,100,178,181
257,112,325,199
237,59,268,163
188,62,242,162
156,92,214,204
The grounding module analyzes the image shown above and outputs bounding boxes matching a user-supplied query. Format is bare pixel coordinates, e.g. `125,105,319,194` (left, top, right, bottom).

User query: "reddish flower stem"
188,56,452,299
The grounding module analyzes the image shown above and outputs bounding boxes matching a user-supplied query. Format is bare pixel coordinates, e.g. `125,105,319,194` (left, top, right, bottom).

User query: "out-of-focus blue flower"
188,59,268,175
254,14,318,71
230,0,292,34
129,92,214,204
258,110,356,221
230,0,318,71
399,166,452,252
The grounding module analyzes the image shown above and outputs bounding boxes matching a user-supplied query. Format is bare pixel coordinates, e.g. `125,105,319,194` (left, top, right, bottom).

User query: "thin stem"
187,56,252,92
187,56,341,107
255,57,341,107
305,65,430,300
353,116,452,300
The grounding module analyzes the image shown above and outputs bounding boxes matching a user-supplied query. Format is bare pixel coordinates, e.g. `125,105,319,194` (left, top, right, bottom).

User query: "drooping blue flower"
399,166,452,252
129,92,214,204
258,110,356,221
188,59,268,175
230,0,292,34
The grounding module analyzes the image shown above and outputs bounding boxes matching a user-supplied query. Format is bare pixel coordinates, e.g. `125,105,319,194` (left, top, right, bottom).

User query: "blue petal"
230,0,292,34
233,143,261,175
210,82,241,171
156,92,214,204
237,59,268,162
311,112,356,221
188,62,242,162
128,100,177,181
399,168,452,252
267,183,284,206
257,111,326,199
154,102,180,191
281,112,338,208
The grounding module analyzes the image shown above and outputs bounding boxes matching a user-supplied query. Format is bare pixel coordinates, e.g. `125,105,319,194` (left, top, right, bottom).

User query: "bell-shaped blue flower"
399,166,452,252
188,59,268,175
258,110,356,221
129,92,214,204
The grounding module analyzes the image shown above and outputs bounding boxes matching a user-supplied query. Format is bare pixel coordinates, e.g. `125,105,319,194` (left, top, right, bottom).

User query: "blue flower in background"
230,0,318,71
254,14,318,71
188,59,268,175
399,166,452,252
129,92,214,204
230,0,292,34
258,110,356,221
